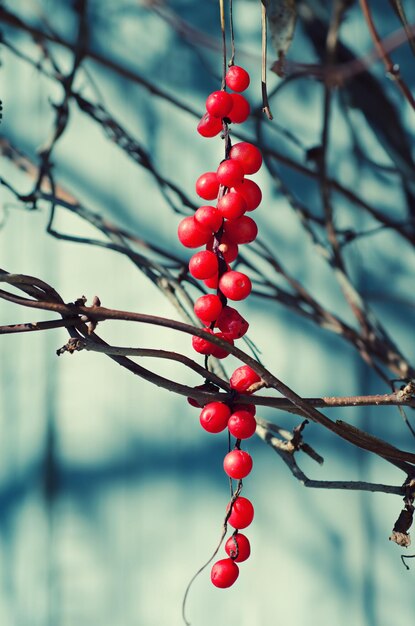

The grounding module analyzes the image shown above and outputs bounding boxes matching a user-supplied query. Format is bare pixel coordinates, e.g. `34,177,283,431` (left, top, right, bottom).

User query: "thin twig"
359,0,415,110
256,423,406,496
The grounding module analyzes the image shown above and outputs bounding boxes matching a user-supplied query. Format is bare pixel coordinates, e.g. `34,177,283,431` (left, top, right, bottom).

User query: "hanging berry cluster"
177,65,263,590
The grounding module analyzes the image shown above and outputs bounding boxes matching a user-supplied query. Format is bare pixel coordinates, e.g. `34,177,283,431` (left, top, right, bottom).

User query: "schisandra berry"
178,216,212,248
232,179,262,211
206,90,233,118
223,449,253,479
197,113,222,138
194,294,223,322
192,329,218,355
225,66,250,92
230,365,261,393
225,533,251,562
223,215,258,244
228,410,257,439
199,401,231,433
219,270,252,301
232,402,256,416
203,273,219,289
217,160,245,188
187,381,219,408
230,142,262,175
192,329,232,358
216,306,249,339
206,237,238,263
217,191,247,220
218,240,239,263
227,496,254,529
195,172,220,200
211,332,234,359
189,250,218,279
227,93,250,124
194,206,223,233
211,558,239,588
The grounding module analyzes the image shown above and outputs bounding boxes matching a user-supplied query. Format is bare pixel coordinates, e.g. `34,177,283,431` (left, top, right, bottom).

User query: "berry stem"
261,0,273,120
228,0,235,67
219,0,227,91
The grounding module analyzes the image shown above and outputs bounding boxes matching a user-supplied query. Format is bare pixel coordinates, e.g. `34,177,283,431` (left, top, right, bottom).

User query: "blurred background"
1,1,415,624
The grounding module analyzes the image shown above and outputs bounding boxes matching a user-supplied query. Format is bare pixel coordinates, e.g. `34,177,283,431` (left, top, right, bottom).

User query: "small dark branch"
336,421,415,472
388,0,415,57
390,479,415,547
359,0,415,110
0,318,79,335
401,554,415,570
32,0,89,204
257,418,324,465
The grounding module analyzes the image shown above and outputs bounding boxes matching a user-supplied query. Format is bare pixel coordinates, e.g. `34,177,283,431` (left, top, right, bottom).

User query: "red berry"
199,401,231,433
224,449,253,479
230,365,261,393
228,94,250,124
194,294,223,322
206,236,238,263
226,66,250,92
227,496,254,529
197,113,223,138
192,329,232,358
218,240,239,263
187,382,219,408
228,410,257,439
178,216,212,248
194,205,223,232
230,142,262,175
189,250,218,279
225,533,251,562
192,329,217,355
206,90,233,118
188,397,202,408
210,332,234,359
195,173,220,201
217,306,249,338
223,216,258,244
211,558,239,588
203,273,219,289
232,179,262,211
232,402,256,416
219,271,252,301
217,160,245,188
217,191,247,220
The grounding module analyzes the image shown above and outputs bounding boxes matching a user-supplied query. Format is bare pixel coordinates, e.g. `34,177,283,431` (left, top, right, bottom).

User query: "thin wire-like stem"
229,0,235,66
261,0,273,119
182,481,242,625
219,0,227,89
359,0,415,110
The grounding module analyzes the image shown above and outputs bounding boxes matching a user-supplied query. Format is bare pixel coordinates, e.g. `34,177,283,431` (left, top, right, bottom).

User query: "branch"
57,336,229,391
359,0,415,110
256,422,406,496
1,270,415,473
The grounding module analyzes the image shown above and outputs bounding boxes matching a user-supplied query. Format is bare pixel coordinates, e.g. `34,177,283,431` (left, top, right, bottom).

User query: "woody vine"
1,0,415,621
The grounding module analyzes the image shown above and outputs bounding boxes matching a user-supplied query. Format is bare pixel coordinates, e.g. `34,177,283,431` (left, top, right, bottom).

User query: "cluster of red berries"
178,65,263,590
178,66,262,360
206,365,262,588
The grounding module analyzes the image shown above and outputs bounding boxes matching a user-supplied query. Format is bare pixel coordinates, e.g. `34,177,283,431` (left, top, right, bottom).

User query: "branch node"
56,337,86,356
